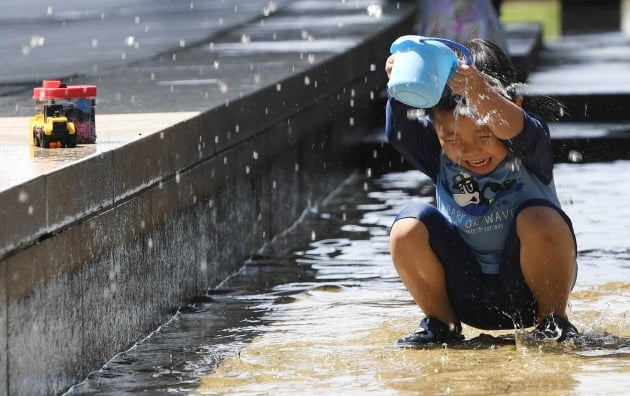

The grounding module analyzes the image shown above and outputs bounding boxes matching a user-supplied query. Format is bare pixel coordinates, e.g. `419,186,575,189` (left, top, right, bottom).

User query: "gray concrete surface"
524,31,630,121
0,1,416,395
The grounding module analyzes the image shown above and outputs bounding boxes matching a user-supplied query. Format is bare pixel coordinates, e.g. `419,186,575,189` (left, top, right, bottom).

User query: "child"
384,39,578,346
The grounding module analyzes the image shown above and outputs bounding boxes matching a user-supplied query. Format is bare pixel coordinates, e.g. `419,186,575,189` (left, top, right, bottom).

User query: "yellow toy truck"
30,104,77,148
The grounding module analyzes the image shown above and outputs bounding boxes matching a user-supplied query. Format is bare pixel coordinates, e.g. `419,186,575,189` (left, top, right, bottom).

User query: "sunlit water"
67,161,630,395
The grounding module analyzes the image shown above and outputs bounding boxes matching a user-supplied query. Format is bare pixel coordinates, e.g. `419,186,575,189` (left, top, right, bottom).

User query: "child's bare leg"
389,218,458,325
517,206,576,320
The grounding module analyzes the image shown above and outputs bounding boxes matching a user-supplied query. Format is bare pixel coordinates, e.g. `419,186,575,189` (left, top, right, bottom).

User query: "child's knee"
516,206,573,247
389,218,429,250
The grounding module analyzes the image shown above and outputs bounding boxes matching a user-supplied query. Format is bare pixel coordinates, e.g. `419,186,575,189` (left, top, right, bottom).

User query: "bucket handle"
421,37,474,65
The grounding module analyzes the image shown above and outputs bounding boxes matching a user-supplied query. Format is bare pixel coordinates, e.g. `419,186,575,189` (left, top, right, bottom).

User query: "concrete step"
524,31,630,121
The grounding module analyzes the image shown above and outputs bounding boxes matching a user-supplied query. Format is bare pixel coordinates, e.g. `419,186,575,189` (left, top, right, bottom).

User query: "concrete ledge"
505,22,544,82
0,2,417,395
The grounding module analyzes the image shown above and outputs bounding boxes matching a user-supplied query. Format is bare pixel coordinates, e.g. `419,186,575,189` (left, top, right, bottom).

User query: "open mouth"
466,158,491,168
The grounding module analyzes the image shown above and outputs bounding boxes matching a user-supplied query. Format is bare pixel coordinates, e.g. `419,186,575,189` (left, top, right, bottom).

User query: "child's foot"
531,314,579,342
396,317,464,347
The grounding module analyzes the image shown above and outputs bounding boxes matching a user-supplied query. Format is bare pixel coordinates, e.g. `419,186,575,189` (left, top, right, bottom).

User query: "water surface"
68,161,630,395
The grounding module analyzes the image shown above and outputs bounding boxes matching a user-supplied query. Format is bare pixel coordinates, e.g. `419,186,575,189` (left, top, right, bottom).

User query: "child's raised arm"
447,63,524,140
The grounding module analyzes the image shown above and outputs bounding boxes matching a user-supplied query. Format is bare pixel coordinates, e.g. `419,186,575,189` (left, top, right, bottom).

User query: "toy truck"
30,104,77,148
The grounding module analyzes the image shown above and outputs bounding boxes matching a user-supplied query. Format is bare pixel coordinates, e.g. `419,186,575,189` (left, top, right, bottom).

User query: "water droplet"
304,76,311,86
568,150,583,163
370,63,376,71
18,191,29,203
125,36,135,46
241,34,251,43
147,238,153,249
91,38,98,48
311,231,316,241
367,4,383,18
179,39,186,48
253,151,258,160
276,83,282,91
175,172,181,183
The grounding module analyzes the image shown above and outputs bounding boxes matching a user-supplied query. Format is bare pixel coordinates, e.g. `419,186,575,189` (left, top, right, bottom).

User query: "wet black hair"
430,38,565,121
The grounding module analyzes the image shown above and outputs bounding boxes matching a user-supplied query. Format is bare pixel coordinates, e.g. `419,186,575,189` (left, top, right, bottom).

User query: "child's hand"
447,63,484,98
385,55,395,78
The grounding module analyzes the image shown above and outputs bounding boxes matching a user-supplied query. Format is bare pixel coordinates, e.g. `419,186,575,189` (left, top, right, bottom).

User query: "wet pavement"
0,0,293,88
65,162,630,395
526,31,630,96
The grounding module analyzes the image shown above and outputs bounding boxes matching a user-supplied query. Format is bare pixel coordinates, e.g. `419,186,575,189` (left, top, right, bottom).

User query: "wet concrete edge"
0,3,417,396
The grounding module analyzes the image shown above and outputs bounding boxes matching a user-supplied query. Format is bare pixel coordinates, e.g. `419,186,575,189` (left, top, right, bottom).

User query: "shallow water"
68,161,630,395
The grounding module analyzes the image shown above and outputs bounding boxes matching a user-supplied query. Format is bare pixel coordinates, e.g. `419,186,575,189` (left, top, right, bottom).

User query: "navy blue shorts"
393,199,577,330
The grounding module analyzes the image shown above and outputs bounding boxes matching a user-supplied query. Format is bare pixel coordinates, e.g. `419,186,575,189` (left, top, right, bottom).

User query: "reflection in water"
67,162,630,395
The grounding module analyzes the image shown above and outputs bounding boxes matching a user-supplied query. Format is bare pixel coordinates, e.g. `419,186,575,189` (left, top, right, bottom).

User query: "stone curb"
0,2,418,395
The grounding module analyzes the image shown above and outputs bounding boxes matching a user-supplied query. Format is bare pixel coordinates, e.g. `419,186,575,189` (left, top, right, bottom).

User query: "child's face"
433,111,509,175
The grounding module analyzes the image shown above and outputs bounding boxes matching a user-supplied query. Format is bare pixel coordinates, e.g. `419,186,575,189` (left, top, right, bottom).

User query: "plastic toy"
30,103,76,148
387,35,473,108
31,80,97,145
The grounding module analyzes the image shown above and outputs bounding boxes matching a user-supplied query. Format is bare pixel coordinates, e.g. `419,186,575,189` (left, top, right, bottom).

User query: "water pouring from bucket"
387,35,474,109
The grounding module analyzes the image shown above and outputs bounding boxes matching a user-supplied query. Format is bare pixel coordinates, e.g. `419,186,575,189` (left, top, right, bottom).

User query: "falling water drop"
568,150,583,163
18,191,29,203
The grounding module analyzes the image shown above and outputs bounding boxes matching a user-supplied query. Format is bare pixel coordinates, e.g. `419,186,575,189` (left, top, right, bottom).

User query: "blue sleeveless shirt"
385,99,561,274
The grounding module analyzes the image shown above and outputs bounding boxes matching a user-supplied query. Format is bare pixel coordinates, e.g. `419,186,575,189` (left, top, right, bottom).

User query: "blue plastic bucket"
387,35,473,108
